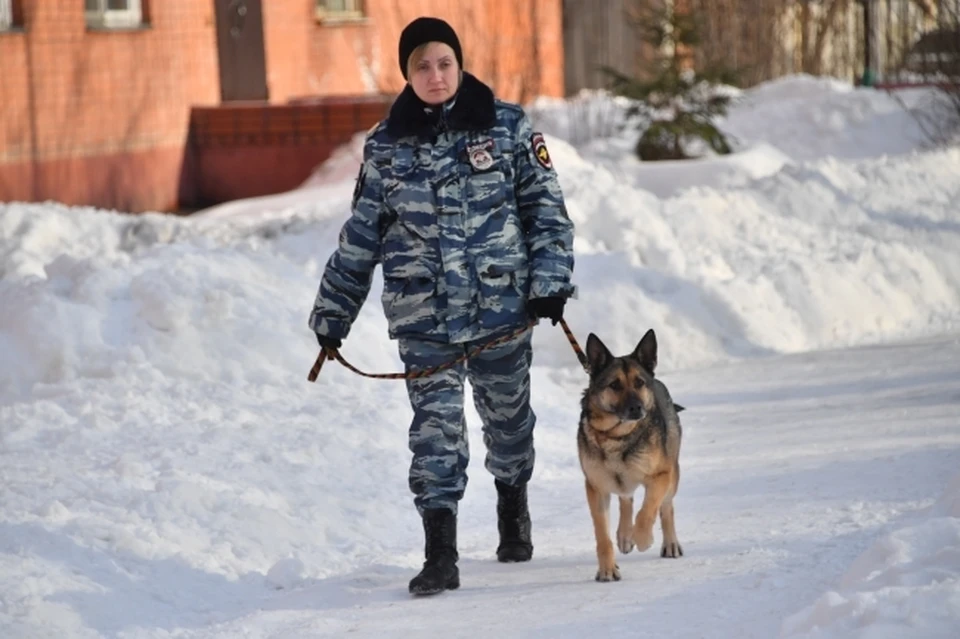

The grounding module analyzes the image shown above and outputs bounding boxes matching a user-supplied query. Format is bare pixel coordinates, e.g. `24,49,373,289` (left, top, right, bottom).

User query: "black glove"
315,333,342,351
527,296,566,326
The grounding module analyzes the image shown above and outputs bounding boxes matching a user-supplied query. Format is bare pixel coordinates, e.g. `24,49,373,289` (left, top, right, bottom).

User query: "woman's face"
408,42,460,105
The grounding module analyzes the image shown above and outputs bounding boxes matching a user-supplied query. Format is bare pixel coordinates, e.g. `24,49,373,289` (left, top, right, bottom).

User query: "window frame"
0,0,14,31
85,0,144,30
315,0,365,24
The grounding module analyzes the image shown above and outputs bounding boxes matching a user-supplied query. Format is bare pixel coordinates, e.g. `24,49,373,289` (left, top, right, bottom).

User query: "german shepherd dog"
577,329,683,582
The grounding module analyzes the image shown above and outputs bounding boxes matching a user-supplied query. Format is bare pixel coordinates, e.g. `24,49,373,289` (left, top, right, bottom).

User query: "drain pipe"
24,5,40,201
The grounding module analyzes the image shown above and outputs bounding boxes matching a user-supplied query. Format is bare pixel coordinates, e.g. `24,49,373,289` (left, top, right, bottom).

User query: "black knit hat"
398,17,463,79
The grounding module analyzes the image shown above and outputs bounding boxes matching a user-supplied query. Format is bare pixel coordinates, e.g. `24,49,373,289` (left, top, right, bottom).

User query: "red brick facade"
181,95,394,208
0,0,564,213
1,1,219,212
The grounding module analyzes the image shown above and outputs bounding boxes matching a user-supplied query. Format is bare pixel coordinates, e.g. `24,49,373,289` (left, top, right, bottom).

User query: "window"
0,0,14,30
85,0,143,29
316,0,364,23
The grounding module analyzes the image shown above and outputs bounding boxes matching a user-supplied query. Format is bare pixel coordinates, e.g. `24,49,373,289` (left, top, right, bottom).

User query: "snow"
1,75,959,638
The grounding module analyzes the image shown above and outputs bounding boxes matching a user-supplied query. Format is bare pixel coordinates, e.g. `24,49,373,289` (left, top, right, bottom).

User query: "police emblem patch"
467,139,496,171
532,132,553,170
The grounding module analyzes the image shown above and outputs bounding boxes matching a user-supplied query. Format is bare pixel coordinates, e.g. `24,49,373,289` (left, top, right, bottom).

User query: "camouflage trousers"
399,328,536,515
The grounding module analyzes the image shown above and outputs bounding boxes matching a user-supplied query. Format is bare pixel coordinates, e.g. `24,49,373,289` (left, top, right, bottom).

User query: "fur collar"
385,72,497,139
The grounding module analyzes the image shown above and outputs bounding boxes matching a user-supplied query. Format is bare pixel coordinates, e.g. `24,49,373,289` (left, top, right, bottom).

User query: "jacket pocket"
465,166,508,212
381,263,442,338
475,253,529,328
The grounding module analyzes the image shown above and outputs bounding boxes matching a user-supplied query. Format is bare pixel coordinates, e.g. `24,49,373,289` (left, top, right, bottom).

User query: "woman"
308,16,575,596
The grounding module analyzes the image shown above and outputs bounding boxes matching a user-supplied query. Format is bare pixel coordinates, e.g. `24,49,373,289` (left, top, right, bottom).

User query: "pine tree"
604,2,738,161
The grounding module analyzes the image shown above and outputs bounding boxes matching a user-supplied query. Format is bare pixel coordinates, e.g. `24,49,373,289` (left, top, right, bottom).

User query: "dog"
577,329,683,582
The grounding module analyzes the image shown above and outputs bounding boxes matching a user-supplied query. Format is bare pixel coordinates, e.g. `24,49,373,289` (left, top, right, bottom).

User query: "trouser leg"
399,338,469,515
466,329,536,486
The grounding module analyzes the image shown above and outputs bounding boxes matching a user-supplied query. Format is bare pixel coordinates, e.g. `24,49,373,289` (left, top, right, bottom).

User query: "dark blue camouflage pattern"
401,329,535,514
308,81,575,344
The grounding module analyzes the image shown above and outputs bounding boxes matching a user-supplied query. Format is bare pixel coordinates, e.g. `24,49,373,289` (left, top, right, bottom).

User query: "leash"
558,317,590,374
306,317,687,412
308,321,537,382
308,317,592,382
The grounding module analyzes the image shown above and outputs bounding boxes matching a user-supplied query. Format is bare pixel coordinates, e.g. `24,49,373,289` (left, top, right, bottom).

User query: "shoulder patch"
531,132,553,170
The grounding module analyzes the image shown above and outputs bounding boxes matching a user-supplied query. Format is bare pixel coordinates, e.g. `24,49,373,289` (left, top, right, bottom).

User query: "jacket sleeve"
513,113,576,300
308,140,385,339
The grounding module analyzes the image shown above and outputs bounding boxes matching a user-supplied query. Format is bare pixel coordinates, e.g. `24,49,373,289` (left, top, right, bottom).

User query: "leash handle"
307,348,328,382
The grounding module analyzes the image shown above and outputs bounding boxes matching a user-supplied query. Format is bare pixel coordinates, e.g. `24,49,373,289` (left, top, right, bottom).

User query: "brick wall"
261,0,313,103
180,95,392,208
0,0,220,212
300,0,565,104
0,0,564,213
0,14,32,196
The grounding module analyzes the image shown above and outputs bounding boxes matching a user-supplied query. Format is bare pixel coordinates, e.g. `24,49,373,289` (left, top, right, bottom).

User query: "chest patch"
467,139,496,172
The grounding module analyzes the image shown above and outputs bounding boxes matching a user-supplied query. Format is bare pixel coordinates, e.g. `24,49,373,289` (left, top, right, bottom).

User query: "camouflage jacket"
309,72,575,344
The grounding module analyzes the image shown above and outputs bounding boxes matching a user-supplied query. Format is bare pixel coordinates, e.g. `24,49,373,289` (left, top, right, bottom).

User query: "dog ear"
586,333,613,375
633,329,657,374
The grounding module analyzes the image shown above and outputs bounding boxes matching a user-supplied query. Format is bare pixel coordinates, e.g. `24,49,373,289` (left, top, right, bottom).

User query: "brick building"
0,1,564,213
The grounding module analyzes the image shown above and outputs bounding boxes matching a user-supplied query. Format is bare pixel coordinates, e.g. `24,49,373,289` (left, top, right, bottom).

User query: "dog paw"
617,529,635,554
633,528,654,552
661,540,683,558
595,564,621,582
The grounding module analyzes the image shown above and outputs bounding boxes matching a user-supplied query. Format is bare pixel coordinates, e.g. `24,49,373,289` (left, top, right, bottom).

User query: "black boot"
495,479,533,562
408,508,460,596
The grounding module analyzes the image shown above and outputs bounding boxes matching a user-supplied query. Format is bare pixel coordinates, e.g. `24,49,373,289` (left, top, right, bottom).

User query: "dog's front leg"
660,465,682,558
659,493,683,558
616,496,634,554
585,479,619,581
633,471,670,552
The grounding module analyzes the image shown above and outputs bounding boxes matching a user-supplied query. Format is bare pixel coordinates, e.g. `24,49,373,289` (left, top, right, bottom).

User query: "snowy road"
5,334,955,638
